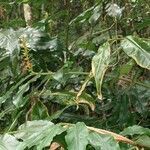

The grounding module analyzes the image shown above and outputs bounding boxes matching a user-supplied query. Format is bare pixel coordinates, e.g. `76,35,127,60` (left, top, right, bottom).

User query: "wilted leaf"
121,36,150,70
92,42,110,99
88,132,120,150
65,122,89,150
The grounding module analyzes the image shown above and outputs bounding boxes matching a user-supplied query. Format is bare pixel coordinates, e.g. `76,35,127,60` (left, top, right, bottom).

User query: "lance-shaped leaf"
92,42,110,99
65,122,89,150
121,36,150,70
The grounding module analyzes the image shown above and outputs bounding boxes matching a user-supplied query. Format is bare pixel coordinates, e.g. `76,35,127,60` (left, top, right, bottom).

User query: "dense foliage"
0,0,150,149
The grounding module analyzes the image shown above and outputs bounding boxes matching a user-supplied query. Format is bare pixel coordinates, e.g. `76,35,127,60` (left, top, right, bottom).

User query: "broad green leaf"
0,134,20,150
92,42,110,99
65,122,89,150
14,120,65,150
121,36,150,70
88,132,120,150
121,125,150,136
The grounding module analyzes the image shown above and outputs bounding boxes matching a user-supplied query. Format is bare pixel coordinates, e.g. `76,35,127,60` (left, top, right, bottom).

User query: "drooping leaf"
92,42,110,99
88,132,120,150
121,125,150,136
65,122,89,150
0,134,20,150
121,36,150,70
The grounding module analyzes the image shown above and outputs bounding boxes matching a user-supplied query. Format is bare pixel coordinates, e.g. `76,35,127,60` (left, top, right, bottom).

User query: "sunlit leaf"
0,29,20,55
121,36,150,70
92,42,110,99
0,134,20,150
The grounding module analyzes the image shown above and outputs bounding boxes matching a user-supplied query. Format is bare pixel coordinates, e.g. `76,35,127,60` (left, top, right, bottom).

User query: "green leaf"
0,134,20,150
121,36,150,70
48,106,70,121
135,135,150,148
14,120,65,150
88,132,120,150
89,4,102,24
0,74,31,105
121,125,150,136
36,124,65,150
43,91,95,111
0,29,20,54
0,74,39,105
69,6,94,25
92,42,110,99
12,83,29,108
31,100,49,120
119,60,134,76
65,122,89,150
